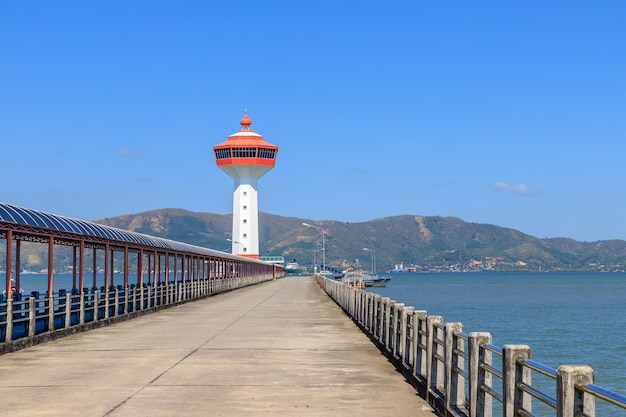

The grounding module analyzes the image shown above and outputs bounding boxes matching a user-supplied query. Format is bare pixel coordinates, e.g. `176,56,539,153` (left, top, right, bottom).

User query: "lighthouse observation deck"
213,112,278,169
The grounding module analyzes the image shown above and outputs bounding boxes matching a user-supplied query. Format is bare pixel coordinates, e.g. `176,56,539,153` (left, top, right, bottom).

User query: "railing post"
64,293,71,328
104,289,110,319
503,344,531,417
114,288,120,317
28,296,36,337
393,303,405,359
47,294,55,332
79,292,85,325
378,297,388,345
364,292,372,332
356,290,363,324
383,298,395,351
557,365,595,417
445,322,465,412
401,306,414,367
5,299,13,342
469,332,492,417
413,310,428,380
373,294,381,340
426,315,444,399
123,287,129,314
93,290,99,322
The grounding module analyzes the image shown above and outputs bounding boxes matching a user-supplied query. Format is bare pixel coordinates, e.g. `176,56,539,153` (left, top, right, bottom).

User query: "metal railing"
316,274,626,417
0,273,276,349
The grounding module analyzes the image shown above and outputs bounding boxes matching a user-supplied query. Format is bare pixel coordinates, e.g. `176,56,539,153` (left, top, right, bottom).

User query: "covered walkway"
0,277,437,417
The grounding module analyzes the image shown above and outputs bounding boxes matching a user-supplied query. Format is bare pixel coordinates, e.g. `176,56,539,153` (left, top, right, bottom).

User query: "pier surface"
0,277,436,417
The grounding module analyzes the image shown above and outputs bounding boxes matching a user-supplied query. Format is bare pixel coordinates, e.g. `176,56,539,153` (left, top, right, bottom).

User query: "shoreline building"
213,112,278,258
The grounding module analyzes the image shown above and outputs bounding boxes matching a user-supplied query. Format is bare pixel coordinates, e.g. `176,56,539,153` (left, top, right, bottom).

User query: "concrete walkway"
0,277,437,417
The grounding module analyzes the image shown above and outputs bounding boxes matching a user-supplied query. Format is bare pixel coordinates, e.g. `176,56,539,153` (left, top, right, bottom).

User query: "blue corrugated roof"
0,203,243,260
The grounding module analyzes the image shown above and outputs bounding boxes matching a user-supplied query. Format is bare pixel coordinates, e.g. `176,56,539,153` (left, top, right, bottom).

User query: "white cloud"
492,181,540,195
116,147,148,158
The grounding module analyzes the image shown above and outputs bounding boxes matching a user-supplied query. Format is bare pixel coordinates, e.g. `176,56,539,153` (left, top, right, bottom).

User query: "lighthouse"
213,111,278,258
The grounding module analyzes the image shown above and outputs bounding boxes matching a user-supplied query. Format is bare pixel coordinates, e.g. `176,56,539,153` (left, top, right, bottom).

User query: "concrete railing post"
557,365,595,417
392,303,405,359
468,332,492,417
380,297,388,347
94,290,99,322
114,288,120,317
5,299,13,342
445,322,465,412
361,291,367,326
426,315,444,398
47,294,55,332
401,306,414,367
378,297,387,344
28,296,36,337
373,294,381,339
363,291,373,334
503,344,531,417
125,287,130,314
356,290,363,324
79,292,85,325
413,310,428,380
104,289,110,319
64,293,71,328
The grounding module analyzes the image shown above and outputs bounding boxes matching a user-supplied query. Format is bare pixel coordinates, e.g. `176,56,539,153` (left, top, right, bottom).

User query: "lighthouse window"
214,148,231,159
232,147,257,157
243,205,247,210
258,148,276,159
243,219,247,224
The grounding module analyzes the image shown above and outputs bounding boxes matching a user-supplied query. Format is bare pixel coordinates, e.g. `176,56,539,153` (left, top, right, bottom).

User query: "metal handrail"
578,383,626,410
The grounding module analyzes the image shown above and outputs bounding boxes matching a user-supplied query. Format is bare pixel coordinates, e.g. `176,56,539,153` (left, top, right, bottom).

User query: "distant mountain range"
91,208,626,272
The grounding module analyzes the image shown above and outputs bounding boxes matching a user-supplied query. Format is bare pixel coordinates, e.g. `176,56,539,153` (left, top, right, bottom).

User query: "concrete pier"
0,277,437,417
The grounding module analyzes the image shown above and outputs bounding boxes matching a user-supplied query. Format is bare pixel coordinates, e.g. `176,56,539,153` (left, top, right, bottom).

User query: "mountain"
92,209,626,272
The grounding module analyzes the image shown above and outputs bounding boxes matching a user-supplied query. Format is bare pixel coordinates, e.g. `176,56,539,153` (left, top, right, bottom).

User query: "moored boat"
342,268,390,287
284,260,303,274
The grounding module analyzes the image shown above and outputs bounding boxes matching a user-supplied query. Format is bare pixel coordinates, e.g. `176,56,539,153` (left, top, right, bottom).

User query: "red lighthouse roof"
213,111,278,167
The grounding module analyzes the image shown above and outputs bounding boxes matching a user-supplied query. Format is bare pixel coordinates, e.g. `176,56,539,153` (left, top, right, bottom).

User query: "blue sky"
1,1,625,242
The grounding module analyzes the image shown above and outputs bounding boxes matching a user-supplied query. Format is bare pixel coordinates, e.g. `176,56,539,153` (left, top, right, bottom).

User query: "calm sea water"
368,271,626,397
2,273,132,296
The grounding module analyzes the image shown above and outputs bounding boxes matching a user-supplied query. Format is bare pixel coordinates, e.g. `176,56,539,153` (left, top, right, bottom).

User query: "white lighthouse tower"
213,111,278,258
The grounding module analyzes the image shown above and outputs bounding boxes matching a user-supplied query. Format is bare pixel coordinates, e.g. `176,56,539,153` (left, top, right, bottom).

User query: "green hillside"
7,208,626,273
96,209,626,272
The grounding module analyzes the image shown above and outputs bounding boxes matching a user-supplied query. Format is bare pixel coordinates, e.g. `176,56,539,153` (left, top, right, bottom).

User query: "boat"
360,271,391,287
284,260,303,274
391,262,408,273
342,268,390,287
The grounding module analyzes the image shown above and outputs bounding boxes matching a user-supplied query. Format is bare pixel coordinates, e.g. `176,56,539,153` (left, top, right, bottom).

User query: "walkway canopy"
0,203,280,296
0,203,241,259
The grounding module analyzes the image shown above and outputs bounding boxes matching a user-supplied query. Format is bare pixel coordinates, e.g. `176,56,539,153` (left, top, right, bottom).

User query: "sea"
367,271,626,415
2,272,131,296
